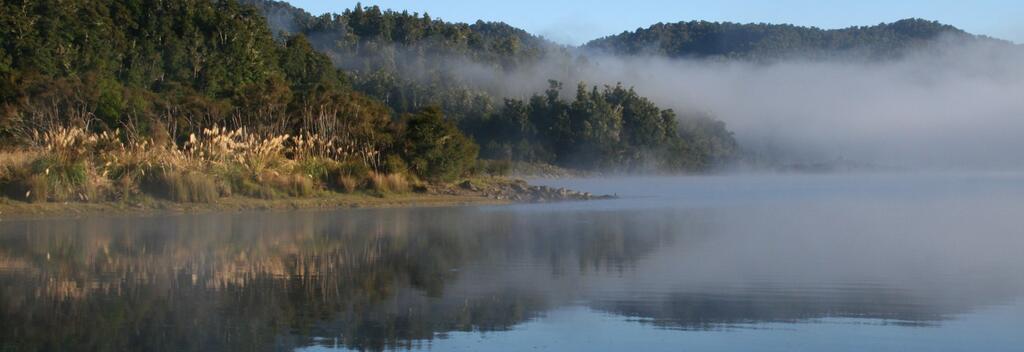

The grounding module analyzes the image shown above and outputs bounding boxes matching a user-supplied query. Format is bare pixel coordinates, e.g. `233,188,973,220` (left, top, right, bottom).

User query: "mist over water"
2,173,1023,351
434,37,1024,170
577,42,1024,169
6,2,1024,351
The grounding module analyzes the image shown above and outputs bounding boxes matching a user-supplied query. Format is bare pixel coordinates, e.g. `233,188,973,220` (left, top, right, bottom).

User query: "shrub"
327,161,370,193
0,144,108,203
97,137,162,201
240,134,289,177
36,127,93,168
384,155,408,174
181,126,289,178
366,172,410,194
400,107,479,182
338,162,371,179
295,157,336,184
212,164,270,199
240,181,277,199
110,174,140,201
265,172,316,197
29,157,97,202
142,169,218,203
334,174,360,193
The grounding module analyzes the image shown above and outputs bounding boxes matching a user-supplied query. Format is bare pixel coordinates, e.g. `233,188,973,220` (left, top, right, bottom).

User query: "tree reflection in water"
0,208,674,351
0,206,1018,351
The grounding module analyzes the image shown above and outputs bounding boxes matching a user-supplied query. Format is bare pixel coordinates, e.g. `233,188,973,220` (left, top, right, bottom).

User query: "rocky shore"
434,179,614,202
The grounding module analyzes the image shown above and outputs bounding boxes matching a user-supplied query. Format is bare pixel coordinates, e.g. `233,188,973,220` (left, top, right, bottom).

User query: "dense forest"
0,0,482,204
584,19,1001,60
0,0,737,184
0,0,375,140
241,0,740,170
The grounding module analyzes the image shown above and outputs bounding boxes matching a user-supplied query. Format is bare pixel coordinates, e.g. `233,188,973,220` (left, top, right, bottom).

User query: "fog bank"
578,40,1024,169
446,37,1024,170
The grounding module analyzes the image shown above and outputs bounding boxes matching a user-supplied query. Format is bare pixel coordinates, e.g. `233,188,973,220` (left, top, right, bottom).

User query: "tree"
400,107,478,181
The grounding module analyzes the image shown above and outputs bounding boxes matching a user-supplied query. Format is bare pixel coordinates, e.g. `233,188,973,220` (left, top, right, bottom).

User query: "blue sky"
285,0,1023,45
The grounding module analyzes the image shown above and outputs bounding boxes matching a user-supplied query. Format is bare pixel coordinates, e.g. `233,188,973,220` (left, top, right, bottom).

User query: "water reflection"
1,177,1022,351
0,209,677,351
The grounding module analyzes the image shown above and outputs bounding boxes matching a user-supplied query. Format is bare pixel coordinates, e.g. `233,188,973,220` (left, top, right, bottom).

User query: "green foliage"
295,158,336,183
327,162,370,193
0,0,738,179
463,81,736,171
278,35,346,95
0,0,390,145
383,155,408,175
400,107,479,181
246,1,554,71
585,19,993,61
338,162,371,179
243,0,564,122
266,173,316,197
31,157,87,189
24,156,96,202
238,1,738,172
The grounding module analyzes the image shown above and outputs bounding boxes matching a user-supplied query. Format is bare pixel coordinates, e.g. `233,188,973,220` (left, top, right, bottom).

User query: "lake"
1,173,1022,351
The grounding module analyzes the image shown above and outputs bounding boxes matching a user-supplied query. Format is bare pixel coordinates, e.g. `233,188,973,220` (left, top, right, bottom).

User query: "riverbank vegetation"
0,0,476,206
0,0,737,208
0,111,483,205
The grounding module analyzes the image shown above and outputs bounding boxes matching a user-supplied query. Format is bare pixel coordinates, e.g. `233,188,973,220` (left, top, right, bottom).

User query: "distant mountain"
242,0,565,72
584,19,1008,60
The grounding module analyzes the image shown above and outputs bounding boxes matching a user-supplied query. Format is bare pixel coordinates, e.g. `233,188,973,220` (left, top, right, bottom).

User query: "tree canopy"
584,19,1002,61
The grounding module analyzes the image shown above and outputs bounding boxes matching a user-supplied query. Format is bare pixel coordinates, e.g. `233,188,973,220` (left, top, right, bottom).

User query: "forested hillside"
242,0,740,170
242,0,563,119
584,19,1000,60
0,0,485,206
0,0,380,139
0,0,737,177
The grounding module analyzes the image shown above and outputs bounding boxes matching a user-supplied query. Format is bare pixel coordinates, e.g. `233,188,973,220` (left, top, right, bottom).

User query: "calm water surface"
1,173,1023,351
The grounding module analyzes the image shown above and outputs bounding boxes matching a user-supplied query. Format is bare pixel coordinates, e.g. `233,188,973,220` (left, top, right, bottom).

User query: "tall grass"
1,127,103,202
142,170,218,203
366,172,410,194
0,125,413,204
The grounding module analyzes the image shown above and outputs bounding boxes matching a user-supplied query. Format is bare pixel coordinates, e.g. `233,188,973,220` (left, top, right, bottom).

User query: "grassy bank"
0,126,516,218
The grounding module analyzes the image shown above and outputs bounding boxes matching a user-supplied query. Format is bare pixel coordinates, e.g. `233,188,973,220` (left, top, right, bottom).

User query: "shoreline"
0,177,608,220
0,193,510,220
